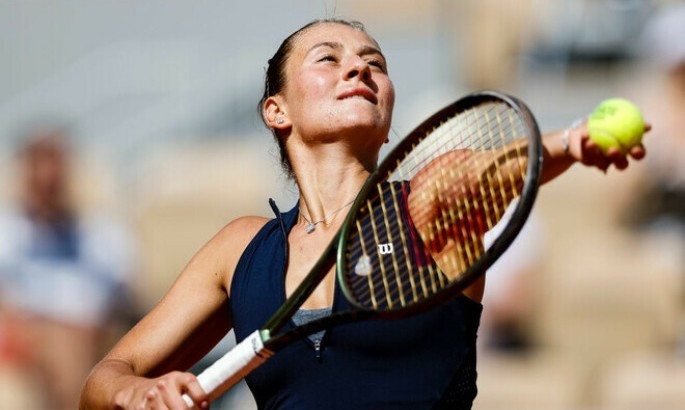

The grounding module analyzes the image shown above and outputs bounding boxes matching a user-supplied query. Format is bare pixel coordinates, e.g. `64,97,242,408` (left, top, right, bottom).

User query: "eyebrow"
307,41,342,54
307,42,386,61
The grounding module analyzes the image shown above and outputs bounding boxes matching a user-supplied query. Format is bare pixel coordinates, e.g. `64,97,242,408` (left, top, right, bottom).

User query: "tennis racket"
183,90,543,407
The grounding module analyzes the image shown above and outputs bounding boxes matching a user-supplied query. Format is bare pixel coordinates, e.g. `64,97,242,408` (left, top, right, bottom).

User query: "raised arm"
80,216,267,410
406,121,649,301
539,121,648,184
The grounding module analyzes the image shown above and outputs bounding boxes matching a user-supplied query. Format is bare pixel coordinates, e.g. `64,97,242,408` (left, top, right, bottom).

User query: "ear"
263,96,291,131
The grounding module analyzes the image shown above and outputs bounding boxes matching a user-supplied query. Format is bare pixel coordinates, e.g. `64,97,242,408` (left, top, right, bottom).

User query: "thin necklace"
300,199,355,234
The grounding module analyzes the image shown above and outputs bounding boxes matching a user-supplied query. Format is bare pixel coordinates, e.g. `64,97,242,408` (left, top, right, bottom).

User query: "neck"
290,140,376,225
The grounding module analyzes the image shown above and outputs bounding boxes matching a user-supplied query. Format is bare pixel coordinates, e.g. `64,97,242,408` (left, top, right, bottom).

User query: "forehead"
290,22,380,55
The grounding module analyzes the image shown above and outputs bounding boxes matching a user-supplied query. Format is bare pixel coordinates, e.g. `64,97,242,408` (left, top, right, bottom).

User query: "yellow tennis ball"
587,98,645,154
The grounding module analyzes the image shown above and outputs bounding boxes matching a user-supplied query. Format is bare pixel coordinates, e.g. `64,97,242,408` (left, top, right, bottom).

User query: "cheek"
382,81,396,118
292,71,332,105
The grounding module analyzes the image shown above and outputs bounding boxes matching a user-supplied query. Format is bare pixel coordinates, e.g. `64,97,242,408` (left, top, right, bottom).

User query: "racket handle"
182,330,273,408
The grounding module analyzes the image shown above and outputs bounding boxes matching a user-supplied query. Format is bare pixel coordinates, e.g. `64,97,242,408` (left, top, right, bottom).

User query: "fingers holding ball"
587,98,646,155
582,98,649,170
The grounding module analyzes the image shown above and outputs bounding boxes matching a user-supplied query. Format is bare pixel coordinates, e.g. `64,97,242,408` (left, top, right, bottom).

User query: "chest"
284,227,339,309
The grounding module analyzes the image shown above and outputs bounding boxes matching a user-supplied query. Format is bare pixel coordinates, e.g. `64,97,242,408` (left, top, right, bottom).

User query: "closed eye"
367,59,387,73
318,55,337,63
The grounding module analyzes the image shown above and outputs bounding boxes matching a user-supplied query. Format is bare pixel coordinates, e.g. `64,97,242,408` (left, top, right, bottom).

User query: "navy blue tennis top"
230,199,483,410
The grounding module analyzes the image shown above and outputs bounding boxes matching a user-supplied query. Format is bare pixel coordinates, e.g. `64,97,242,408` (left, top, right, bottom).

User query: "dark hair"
258,18,369,178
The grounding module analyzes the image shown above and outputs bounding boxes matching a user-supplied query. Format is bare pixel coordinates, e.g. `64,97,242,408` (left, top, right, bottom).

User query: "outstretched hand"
566,122,650,172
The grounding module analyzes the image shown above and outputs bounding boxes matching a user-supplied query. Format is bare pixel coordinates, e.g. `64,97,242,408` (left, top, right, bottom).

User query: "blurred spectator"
631,3,685,224
0,128,137,409
628,2,685,351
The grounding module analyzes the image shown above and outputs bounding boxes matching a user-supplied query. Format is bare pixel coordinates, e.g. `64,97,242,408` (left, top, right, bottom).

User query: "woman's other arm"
80,216,267,410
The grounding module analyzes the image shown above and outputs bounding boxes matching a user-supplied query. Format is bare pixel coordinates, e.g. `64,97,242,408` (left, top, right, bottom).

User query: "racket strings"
348,103,511,309
387,182,423,301
345,101,529,310
380,108,516,305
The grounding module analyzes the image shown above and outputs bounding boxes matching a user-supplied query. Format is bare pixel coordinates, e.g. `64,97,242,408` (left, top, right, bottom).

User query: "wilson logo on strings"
378,243,394,255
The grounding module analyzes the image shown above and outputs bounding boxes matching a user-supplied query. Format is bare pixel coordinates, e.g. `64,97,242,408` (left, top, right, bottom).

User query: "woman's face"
280,22,395,145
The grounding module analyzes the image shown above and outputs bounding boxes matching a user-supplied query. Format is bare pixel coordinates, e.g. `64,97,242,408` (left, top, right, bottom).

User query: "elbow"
79,359,133,410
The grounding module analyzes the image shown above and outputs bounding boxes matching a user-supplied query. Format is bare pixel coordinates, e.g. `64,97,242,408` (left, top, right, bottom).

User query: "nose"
343,56,371,82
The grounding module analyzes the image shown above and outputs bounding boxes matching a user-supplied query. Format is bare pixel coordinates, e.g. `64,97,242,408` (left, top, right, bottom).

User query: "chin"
338,109,388,131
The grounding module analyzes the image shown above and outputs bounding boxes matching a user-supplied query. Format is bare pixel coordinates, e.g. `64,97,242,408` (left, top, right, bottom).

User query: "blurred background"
1,0,684,408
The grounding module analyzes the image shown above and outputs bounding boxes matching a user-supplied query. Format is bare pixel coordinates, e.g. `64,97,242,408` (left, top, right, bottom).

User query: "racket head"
337,90,543,317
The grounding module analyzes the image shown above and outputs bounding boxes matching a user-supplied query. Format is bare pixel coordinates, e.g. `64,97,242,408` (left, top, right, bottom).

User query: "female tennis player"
80,19,647,410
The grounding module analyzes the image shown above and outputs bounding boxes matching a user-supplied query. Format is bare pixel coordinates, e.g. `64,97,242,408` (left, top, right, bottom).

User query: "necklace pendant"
306,224,316,234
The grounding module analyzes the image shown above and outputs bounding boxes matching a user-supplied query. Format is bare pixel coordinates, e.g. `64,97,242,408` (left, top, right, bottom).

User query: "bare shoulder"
213,215,270,251
207,215,270,291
